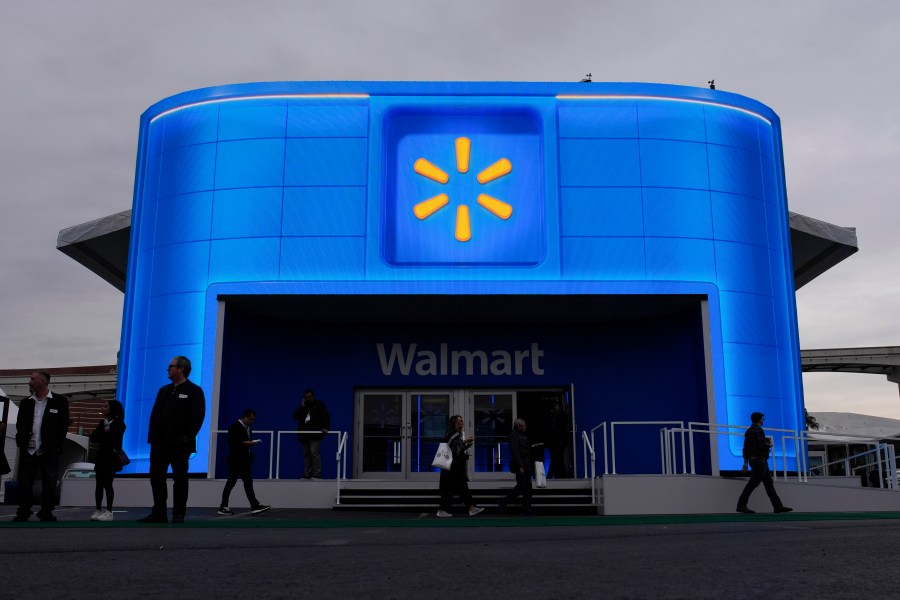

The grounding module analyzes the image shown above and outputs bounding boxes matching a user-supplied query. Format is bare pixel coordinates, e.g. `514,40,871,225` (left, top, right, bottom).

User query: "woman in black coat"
89,399,126,521
436,415,484,518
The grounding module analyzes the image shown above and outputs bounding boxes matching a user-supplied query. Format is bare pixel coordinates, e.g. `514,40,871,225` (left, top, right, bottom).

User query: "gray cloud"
1,1,897,417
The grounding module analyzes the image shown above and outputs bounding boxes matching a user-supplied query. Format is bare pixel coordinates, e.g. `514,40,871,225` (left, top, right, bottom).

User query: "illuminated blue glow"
119,82,803,475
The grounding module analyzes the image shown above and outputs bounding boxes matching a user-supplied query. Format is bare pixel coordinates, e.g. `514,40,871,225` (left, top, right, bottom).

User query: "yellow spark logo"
412,137,513,242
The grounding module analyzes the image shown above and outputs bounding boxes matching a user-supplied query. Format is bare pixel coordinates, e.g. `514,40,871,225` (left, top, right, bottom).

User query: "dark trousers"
548,446,567,478
149,444,190,517
439,466,473,511
221,464,259,508
17,451,60,518
737,457,784,509
301,438,322,477
95,466,116,511
503,470,533,511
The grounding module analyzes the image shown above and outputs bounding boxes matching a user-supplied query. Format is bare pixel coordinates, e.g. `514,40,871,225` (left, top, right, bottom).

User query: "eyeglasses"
167,365,179,370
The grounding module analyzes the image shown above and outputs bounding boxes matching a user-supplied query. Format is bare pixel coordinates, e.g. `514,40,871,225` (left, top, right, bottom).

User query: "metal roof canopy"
57,210,858,293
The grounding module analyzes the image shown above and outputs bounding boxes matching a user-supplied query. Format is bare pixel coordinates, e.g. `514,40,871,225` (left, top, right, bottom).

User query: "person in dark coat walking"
436,415,484,518
90,399,126,521
293,389,330,479
736,412,793,514
499,418,533,516
218,409,270,516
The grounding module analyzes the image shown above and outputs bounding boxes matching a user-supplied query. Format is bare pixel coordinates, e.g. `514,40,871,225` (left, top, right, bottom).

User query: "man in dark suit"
138,356,206,524
14,371,69,522
217,409,270,516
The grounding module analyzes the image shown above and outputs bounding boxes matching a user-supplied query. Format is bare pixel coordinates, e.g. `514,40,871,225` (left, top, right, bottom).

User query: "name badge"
49,409,58,414
179,394,188,399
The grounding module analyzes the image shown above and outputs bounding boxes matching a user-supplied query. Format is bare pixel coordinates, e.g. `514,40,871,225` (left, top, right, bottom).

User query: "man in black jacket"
498,418,533,516
14,371,69,522
293,389,330,479
736,412,793,514
218,409,270,516
138,356,206,524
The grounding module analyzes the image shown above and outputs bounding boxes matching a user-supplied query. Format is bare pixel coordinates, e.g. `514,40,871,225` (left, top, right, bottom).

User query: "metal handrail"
684,422,810,480
211,429,275,480
581,431,598,504
809,443,899,490
610,421,684,475
590,422,608,477
335,431,349,504
275,430,345,480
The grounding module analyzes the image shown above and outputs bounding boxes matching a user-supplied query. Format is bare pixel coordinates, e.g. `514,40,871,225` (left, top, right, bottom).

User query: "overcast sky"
1,1,897,418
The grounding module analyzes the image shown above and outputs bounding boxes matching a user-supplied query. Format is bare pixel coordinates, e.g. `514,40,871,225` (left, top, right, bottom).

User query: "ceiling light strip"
149,94,370,123
556,94,772,124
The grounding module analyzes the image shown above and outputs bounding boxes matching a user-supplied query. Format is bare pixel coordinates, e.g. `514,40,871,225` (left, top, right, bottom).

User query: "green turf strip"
5,511,900,529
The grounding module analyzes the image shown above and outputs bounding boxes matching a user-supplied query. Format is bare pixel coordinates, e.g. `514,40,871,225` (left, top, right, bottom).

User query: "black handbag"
115,449,131,471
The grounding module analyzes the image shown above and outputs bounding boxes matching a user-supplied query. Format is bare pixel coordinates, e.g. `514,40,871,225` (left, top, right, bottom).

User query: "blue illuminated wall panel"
119,82,803,475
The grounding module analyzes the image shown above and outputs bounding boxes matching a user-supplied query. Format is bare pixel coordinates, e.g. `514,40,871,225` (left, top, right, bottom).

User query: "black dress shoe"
774,506,793,513
736,506,756,514
172,514,185,524
137,513,168,524
12,515,30,522
37,513,58,522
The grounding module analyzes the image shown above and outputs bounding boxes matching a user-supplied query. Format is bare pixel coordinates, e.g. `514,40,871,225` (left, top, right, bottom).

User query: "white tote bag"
432,442,453,470
534,460,547,488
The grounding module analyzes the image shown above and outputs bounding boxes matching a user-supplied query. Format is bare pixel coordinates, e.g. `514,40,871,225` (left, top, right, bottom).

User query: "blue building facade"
119,82,802,479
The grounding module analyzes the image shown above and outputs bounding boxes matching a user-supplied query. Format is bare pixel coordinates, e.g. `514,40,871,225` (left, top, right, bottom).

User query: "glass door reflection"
471,392,514,475
409,392,451,476
360,393,403,475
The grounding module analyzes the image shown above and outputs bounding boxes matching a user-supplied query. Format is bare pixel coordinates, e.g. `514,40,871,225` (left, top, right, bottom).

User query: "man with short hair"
218,409,270,516
293,389,330,479
139,356,206,524
498,418,534,516
736,411,793,514
14,371,69,522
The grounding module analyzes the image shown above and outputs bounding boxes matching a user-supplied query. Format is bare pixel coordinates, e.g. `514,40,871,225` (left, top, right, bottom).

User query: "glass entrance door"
356,390,452,479
355,388,572,479
468,391,515,477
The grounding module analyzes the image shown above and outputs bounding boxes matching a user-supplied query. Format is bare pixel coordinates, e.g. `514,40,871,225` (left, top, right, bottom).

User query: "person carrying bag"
435,415,484,518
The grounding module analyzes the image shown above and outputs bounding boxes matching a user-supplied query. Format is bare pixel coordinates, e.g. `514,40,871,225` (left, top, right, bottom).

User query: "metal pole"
611,423,617,475
275,431,283,480
688,422,696,475
602,423,609,476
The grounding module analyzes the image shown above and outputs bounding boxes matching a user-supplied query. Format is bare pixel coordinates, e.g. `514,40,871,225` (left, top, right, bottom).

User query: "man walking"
218,409,270,516
293,389,330,479
14,371,69,522
139,356,206,524
498,418,533,516
736,412,793,514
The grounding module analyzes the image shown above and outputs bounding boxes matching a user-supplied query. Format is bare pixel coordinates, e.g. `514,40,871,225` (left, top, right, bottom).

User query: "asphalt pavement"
2,506,898,599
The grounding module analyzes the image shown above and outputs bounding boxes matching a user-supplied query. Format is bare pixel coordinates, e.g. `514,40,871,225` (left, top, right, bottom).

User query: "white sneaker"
97,510,114,522
436,510,453,518
90,510,102,521
468,506,484,516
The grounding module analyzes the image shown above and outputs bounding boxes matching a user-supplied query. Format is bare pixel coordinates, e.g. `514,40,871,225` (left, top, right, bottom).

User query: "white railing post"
275,431,284,480
660,428,668,474
610,423,617,475
584,431,590,480
582,430,596,503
